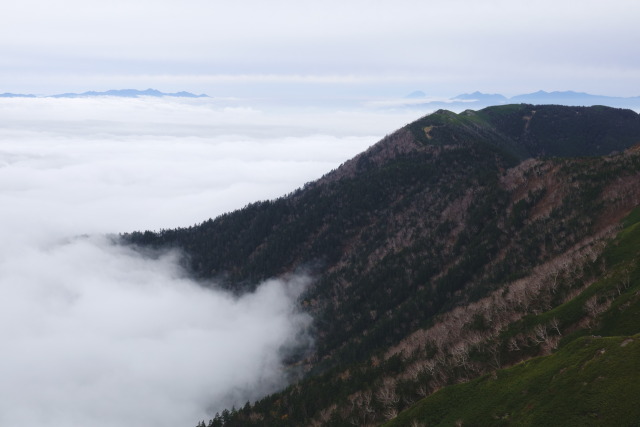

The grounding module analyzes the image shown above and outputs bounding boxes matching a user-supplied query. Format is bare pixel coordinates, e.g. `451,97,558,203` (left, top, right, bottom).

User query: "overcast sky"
2,0,639,98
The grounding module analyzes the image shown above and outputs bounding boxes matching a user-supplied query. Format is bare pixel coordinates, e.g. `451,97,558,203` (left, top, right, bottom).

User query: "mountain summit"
125,104,640,426
405,90,427,98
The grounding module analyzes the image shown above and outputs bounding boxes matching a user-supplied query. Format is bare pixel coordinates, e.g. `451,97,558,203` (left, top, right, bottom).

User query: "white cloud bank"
0,97,414,233
0,237,311,427
0,97,413,426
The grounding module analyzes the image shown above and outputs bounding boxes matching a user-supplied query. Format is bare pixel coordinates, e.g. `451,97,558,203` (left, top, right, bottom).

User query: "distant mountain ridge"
452,91,508,103
0,88,209,98
49,88,209,98
508,89,640,106
399,90,640,111
2,89,638,108
0,92,37,98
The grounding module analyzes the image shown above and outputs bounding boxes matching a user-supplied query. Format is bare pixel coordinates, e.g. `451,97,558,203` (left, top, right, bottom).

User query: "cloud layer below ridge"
0,96,411,426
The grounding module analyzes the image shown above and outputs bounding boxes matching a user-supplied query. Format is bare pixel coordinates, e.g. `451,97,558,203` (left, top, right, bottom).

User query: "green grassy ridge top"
408,104,640,160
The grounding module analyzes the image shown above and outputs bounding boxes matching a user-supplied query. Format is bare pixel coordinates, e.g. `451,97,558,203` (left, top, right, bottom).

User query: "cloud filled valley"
0,97,415,426
0,237,311,426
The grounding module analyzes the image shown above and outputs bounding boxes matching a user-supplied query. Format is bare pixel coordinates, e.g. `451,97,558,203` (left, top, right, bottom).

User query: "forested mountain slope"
123,104,640,426
385,207,640,426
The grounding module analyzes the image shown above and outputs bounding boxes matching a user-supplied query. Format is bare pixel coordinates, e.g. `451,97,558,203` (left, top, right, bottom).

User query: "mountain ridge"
49,88,209,98
123,104,640,426
2,89,639,109
397,90,640,111
0,88,209,98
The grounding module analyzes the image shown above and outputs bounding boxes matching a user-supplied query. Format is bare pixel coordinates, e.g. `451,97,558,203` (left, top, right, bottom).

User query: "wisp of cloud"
0,96,412,426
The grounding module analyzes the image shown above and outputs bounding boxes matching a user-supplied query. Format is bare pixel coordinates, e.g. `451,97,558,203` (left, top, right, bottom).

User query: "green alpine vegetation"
386,207,640,426
123,104,640,426
386,334,640,426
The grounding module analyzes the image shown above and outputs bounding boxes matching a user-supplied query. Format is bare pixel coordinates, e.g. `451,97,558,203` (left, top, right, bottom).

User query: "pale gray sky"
2,0,639,97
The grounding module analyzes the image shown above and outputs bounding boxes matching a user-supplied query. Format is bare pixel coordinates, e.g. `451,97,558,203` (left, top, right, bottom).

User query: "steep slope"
196,155,640,427
386,208,640,426
386,335,640,426
122,105,640,425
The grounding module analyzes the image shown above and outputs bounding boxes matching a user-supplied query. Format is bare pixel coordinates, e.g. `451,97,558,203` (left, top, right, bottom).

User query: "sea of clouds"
0,96,417,426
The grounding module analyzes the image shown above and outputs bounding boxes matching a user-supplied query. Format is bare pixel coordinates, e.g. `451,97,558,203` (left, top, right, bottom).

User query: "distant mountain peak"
453,91,508,102
509,90,617,104
405,90,427,98
0,92,37,98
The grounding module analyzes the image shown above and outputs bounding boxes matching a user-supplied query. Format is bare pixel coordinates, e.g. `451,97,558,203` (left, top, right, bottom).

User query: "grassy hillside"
386,208,640,426
386,335,640,427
